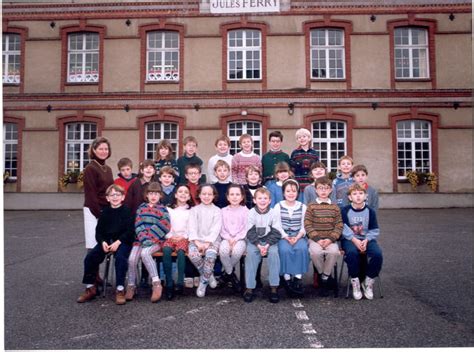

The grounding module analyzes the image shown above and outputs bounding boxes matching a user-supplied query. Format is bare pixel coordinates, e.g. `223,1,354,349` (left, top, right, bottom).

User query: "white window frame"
3,123,18,180
311,120,347,173
396,120,432,179
67,32,99,83
144,122,179,160
2,33,21,84
394,27,429,79
146,31,180,82
227,121,262,156
65,123,97,172
310,28,345,79
227,29,262,80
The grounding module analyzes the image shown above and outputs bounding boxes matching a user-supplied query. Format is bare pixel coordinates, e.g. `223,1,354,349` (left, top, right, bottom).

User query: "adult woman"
83,136,114,250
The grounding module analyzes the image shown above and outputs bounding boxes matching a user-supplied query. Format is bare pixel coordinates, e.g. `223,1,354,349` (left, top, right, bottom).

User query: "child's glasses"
108,193,123,197
316,186,331,191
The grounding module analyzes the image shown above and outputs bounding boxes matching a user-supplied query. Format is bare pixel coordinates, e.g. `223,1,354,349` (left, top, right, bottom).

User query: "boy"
183,163,203,205
289,128,319,194
114,157,137,197
351,164,379,212
231,134,262,185
77,184,135,305
304,176,342,297
244,188,284,304
262,131,290,183
158,166,177,207
177,136,205,185
207,135,233,184
303,161,328,205
341,183,383,300
213,160,232,208
331,155,355,209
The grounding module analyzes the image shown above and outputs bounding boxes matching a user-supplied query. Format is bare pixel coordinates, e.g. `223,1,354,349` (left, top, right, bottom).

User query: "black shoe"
243,289,256,303
291,278,304,296
165,286,174,301
269,287,280,303
230,272,242,292
174,284,184,295
282,278,292,294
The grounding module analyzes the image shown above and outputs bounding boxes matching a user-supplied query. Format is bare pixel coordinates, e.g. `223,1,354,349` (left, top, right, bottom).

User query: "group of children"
78,129,383,305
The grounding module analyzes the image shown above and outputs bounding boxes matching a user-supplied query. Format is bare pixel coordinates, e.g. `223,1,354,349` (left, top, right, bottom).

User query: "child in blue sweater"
331,155,354,208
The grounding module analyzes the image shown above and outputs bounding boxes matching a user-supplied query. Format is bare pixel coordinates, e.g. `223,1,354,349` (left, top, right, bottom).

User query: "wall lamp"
449,13,455,21
371,102,378,110
46,104,52,113
125,19,132,26
453,102,460,110
194,103,200,111
241,109,248,116
288,103,294,115
370,14,376,22
50,22,56,29
124,104,130,112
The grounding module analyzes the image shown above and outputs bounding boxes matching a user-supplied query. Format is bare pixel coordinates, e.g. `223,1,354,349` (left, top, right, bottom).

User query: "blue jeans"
245,242,280,289
82,242,132,287
341,238,383,279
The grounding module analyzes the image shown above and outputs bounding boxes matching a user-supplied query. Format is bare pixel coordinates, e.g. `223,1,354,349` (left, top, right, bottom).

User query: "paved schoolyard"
4,208,474,349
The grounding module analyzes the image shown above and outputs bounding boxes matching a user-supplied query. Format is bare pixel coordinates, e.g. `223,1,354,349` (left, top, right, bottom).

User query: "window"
67,32,99,83
228,29,261,80
396,120,431,178
227,121,262,156
65,123,97,172
146,31,179,82
312,121,347,172
3,123,18,179
145,122,179,159
2,33,21,84
310,29,345,79
394,27,429,79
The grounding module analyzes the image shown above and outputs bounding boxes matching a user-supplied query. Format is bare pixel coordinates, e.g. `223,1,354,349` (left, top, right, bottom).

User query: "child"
274,179,309,297
207,135,233,184
213,160,232,208
289,128,319,194
158,166,177,207
114,157,138,197
125,182,171,303
183,163,203,205
124,159,158,216
262,131,290,183
77,184,134,305
242,165,264,209
243,187,283,304
177,136,204,185
304,176,343,297
231,134,262,185
188,184,222,297
303,161,328,205
163,184,194,300
265,161,293,208
341,183,383,300
154,139,179,177
351,164,379,212
331,155,355,209
219,184,249,292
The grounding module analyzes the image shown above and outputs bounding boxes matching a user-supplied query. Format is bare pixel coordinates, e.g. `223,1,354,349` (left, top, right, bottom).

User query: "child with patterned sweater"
289,128,319,194
231,134,262,185
154,139,179,177
125,182,171,303
341,183,383,300
304,176,343,296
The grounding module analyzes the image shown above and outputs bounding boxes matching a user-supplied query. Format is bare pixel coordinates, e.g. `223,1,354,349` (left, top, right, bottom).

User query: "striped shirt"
135,202,171,247
304,202,342,242
274,201,306,238
289,147,319,191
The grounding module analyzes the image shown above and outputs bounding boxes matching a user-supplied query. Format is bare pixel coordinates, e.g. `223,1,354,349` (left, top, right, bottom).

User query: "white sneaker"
208,275,217,289
361,277,375,300
351,277,363,300
184,277,194,288
196,281,207,298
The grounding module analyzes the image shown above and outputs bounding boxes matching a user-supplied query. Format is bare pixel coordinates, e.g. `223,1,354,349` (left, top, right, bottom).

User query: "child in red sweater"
114,157,137,197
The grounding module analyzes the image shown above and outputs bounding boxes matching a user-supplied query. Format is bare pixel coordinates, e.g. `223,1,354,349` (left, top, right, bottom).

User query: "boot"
151,281,163,303
77,286,97,303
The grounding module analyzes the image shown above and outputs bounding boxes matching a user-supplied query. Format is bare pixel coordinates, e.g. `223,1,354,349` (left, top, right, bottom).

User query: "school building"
2,0,473,209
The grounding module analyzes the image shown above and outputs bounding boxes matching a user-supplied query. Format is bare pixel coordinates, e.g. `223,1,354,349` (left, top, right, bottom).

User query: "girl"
163,184,194,300
83,136,114,250
243,165,264,209
125,182,170,303
274,179,309,297
188,184,222,297
219,184,249,292
265,161,294,208
154,139,179,177
231,134,262,185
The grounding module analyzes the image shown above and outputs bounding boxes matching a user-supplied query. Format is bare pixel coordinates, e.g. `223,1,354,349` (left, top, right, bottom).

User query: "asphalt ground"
4,208,474,349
